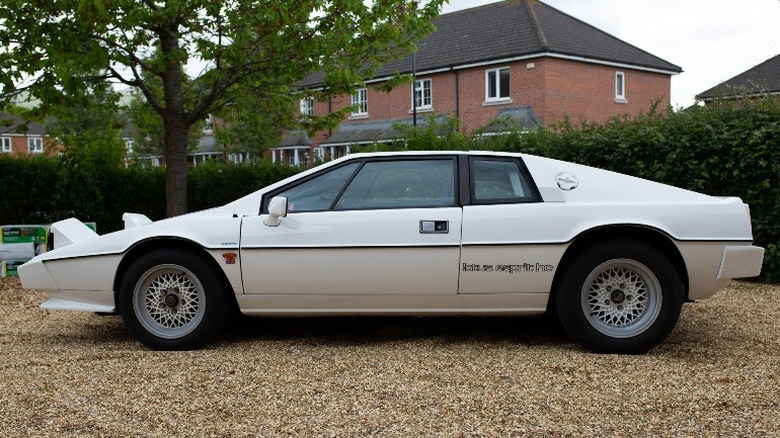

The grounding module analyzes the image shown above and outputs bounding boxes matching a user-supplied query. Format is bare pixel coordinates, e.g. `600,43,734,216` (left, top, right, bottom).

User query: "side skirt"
236,292,549,316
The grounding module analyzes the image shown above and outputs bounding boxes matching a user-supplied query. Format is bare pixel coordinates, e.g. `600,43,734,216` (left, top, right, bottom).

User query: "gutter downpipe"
412,49,417,127
453,67,460,131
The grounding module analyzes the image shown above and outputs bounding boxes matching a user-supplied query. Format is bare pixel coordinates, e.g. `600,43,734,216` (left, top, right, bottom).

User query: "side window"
299,98,314,117
471,158,536,203
1,137,11,153
28,137,43,153
335,159,455,210
351,88,368,116
615,71,626,101
276,162,360,213
485,67,510,101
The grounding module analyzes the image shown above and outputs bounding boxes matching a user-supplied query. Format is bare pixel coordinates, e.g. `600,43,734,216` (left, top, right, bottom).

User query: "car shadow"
220,314,572,348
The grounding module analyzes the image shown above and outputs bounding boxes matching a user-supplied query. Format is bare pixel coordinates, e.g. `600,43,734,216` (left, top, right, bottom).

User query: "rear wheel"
556,240,683,354
120,249,228,350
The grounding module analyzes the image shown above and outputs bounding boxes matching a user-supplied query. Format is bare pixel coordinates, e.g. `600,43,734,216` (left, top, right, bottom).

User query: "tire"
119,249,229,350
556,240,683,354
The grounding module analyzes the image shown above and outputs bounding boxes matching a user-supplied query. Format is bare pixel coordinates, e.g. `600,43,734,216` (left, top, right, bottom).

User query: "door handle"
420,220,449,234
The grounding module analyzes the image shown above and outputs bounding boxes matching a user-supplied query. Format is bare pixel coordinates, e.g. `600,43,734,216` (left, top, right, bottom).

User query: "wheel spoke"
581,259,663,339
133,265,206,339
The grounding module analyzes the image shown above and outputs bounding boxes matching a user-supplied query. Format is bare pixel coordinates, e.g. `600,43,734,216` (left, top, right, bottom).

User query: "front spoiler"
41,290,116,313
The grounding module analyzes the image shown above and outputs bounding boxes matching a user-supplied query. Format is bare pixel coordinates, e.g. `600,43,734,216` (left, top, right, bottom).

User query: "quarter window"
471,158,536,203
351,88,368,116
28,137,43,153
615,72,626,101
413,79,432,109
486,67,510,101
1,137,10,153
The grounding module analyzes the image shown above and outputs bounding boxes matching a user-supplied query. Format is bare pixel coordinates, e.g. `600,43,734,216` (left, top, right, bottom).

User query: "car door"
459,156,562,294
240,156,463,296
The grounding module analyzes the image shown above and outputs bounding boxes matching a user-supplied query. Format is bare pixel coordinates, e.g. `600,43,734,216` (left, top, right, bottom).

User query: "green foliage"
125,92,200,158
499,97,780,281
0,158,298,233
44,84,127,167
396,115,470,151
212,93,291,160
350,114,470,153
3,95,778,280
0,0,446,216
0,155,61,225
187,160,299,212
353,97,780,280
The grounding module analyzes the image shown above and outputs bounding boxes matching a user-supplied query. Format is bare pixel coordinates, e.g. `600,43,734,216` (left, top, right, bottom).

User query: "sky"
441,0,780,108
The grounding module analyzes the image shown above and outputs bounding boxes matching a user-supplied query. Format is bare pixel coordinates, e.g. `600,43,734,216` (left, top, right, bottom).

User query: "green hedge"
2,97,778,280
474,98,780,281
0,157,298,233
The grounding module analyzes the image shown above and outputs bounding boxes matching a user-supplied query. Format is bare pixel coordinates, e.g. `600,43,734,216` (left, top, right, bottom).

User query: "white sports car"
19,151,764,353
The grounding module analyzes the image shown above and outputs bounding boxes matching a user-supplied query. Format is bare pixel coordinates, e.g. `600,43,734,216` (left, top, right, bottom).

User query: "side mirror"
263,196,288,227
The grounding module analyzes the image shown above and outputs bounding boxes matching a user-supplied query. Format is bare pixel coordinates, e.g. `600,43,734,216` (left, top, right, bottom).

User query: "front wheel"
556,240,683,354
120,249,229,350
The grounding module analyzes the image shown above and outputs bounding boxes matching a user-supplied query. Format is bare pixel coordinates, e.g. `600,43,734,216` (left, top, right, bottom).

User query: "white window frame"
615,71,626,101
412,78,432,110
202,115,213,134
125,139,135,156
228,152,244,164
485,67,511,102
28,137,43,154
351,88,368,116
300,98,314,117
314,147,325,161
1,136,11,153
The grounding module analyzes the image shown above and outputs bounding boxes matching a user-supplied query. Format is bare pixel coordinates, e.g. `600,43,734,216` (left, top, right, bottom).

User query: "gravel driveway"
1,278,779,436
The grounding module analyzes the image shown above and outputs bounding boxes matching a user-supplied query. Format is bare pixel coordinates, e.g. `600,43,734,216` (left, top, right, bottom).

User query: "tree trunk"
159,22,189,217
164,116,189,217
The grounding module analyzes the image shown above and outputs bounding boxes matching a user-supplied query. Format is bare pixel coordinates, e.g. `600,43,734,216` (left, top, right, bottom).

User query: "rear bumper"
718,245,765,279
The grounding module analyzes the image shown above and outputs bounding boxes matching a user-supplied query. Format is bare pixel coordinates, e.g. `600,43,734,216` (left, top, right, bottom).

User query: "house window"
125,140,135,156
314,147,325,161
202,115,213,134
1,137,10,153
615,72,626,101
228,152,244,164
486,67,510,101
300,98,314,117
351,88,368,116
413,79,432,110
28,137,43,153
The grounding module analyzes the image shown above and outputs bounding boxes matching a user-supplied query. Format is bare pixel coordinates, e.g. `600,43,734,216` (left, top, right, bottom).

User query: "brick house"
0,112,57,157
697,53,780,103
274,0,681,165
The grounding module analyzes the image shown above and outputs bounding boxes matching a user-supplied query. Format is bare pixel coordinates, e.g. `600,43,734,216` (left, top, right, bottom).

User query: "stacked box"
1,225,49,244
1,225,50,277
1,260,26,278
